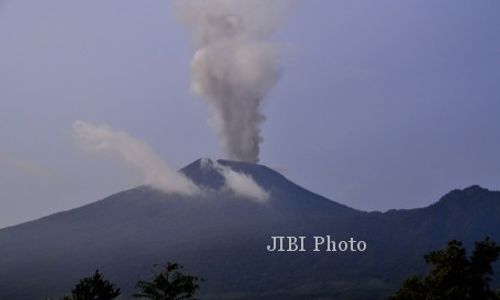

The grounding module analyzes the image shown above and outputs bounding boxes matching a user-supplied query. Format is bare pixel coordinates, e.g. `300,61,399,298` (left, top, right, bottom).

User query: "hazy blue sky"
1,0,499,228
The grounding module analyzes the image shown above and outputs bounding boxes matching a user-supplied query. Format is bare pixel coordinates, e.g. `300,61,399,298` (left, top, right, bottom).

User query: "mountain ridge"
0,159,499,300
3,159,495,233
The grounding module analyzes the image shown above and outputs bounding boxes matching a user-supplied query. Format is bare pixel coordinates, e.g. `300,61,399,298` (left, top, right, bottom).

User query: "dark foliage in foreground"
389,238,500,300
49,263,202,300
59,270,120,300
134,262,202,300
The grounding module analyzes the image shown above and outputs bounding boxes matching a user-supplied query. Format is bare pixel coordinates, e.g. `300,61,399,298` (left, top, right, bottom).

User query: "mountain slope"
0,160,499,300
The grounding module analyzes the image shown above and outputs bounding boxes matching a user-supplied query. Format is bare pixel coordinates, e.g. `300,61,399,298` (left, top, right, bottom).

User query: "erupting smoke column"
178,0,293,163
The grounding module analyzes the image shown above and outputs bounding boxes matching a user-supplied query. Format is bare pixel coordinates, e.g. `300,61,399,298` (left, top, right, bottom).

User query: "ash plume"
177,0,293,163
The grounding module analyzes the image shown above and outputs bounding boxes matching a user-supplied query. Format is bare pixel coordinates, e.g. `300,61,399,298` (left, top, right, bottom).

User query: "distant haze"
0,0,499,228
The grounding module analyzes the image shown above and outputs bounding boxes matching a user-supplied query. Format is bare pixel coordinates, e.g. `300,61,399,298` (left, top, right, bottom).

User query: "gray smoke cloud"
177,0,293,163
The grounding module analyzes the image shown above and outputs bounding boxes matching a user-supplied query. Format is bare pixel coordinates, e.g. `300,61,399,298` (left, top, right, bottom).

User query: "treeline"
46,262,202,300
46,238,500,300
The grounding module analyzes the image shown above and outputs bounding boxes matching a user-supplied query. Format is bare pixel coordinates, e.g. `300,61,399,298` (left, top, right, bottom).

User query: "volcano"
0,159,499,300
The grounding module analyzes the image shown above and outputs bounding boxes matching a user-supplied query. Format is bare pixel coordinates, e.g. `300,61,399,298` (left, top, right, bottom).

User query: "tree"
62,270,120,300
134,262,203,300
390,238,500,300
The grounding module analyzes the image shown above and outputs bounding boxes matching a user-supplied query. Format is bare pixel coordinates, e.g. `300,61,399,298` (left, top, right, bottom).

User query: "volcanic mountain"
0,159,499,300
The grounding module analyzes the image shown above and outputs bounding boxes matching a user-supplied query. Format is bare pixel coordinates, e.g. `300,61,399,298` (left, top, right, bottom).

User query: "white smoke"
220,165,270,202
72,121,269,201
177,0,294,163
200,158,270,202
72,121,201,196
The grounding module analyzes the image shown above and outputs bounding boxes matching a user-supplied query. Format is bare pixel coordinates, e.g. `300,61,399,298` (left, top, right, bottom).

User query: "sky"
1,0,499,229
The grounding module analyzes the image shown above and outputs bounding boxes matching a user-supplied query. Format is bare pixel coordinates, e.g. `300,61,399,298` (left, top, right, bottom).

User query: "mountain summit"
180,158,359,213
0,159,499,300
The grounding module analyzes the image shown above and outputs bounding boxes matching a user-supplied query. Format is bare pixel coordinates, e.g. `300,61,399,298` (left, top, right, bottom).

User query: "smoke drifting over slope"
73,121,269,201
73,121,201,196
178,0,293,163
200,158,269,202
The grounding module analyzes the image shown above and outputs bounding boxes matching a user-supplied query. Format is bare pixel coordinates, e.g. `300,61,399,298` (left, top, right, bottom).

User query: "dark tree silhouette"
61,270,120,300
390,238,500,300
134,262,202,300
